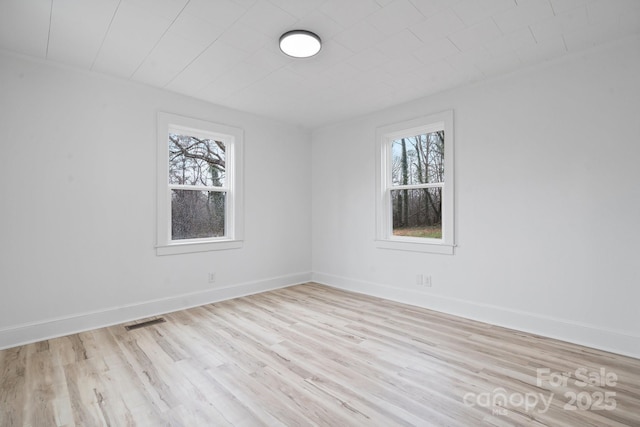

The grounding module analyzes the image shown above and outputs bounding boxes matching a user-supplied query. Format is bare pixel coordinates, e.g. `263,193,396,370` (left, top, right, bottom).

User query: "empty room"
1,0,639,426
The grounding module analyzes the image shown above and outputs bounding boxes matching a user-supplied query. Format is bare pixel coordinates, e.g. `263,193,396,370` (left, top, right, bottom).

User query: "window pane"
391,188,442,238
391,131,444,185
171,190,225,240
169,134,226,187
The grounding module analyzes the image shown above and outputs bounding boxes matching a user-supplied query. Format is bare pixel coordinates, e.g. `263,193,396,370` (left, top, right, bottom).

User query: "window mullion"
391,183,444,190
168,184,229,192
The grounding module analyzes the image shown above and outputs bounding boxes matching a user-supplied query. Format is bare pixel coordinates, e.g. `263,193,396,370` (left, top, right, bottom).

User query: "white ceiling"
1,0,639,128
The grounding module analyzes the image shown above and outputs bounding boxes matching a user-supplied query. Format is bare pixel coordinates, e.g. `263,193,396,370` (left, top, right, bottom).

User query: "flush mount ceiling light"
279,30,321,58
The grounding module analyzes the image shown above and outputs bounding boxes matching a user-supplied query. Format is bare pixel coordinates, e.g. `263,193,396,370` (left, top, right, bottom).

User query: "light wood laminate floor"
1,283,639,426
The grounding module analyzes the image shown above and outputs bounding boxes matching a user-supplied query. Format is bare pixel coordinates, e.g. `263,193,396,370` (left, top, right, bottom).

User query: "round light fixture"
279,30,321,58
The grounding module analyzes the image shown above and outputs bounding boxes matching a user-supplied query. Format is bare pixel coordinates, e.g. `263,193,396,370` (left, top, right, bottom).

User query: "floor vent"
124,318,166,331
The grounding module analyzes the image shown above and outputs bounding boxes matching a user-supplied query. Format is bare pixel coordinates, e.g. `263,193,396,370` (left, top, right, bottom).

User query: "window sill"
156,240,243,256
375,239,455,255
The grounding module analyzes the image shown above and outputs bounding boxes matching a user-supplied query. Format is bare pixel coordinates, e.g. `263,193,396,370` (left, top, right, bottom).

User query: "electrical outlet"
424,275,432,287
208,272,216,283
416,274,432,287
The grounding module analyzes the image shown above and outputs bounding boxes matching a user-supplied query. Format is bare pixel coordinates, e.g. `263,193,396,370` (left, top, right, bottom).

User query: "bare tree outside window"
169,134,226,240
391,131,444,238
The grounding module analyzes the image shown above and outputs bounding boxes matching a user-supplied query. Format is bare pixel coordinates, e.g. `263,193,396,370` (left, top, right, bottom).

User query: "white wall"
311,36,640,358
2,35,639,358
0,52,312,348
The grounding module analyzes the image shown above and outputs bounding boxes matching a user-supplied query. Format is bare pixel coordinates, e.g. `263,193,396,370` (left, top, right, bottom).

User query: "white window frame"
156,112,244,256
375,110,454,255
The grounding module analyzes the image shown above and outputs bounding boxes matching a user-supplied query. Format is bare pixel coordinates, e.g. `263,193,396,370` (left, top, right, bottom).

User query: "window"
156,112,243,255
375,110,454,254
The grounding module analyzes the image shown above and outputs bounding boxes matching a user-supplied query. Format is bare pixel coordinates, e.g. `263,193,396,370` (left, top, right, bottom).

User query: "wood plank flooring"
1,283,639,426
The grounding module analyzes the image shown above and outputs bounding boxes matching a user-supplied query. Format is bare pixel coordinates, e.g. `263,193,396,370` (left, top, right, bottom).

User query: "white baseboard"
4,271,637,360
312,272,640,360
0,272,311,350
